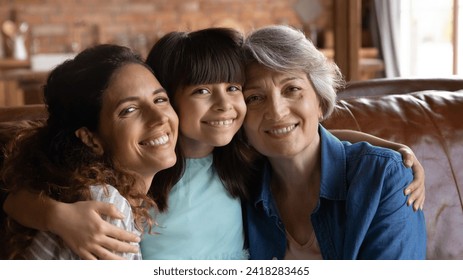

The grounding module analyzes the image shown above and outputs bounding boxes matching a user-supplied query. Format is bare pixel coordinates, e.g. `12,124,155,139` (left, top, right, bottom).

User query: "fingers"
398,147,413,167
91,245,127,260
415,193,425,212
71,232,136,260
399,146,426,212
76,242,127,260
98,236,139,256
405,183,424,211
93,201,125,220
50,200,137,260
76,250,99,260
107,224,141,243
84,224,139,259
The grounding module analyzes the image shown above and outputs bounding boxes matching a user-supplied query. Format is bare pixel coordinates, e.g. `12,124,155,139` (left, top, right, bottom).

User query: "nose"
264,93,288,121
146,106,169,127
213,91,232,112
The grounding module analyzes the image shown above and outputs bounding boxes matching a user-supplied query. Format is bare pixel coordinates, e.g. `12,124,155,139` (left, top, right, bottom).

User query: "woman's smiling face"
243,63,322,159
97,63,179,180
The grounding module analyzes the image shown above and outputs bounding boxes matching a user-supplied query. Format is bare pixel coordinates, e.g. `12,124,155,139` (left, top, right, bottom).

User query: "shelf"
0,58,30,71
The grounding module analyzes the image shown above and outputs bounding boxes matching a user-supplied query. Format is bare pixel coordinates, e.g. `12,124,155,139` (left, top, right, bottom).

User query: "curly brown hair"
1,45,158,259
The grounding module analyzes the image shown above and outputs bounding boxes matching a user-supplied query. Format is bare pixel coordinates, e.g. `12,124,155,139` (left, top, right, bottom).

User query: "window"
400,0,461,77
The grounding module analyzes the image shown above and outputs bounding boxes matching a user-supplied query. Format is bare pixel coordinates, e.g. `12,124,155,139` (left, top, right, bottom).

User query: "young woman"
1,44,178,259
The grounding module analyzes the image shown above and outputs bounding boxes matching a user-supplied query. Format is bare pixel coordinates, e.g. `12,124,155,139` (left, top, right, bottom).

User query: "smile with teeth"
140,134,169,146
267,124,297,135
206,119,234,127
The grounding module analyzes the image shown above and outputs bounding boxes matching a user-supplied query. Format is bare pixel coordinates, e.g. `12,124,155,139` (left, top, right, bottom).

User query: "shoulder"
321,126,408,178
89,185,130,207
89,185,134,228
344,141,403,163
344,141,410,176
343,142,413,192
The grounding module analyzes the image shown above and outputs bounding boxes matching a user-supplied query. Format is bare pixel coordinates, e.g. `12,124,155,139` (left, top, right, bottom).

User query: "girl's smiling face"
174,82,246,158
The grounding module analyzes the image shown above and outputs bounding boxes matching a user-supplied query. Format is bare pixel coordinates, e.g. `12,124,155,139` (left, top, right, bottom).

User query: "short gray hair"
243,25,344,120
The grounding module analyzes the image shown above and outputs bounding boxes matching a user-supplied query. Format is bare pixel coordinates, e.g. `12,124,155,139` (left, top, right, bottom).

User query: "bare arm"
3,190,140,259
330,129,425,211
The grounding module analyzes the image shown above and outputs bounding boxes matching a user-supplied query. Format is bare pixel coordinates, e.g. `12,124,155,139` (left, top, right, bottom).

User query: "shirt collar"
254,161,275,214
253,125,348,207
319,125,348,200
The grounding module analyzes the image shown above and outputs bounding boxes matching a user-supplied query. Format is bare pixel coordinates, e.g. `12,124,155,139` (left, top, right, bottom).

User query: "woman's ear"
318,106,324,122
75,127,104,156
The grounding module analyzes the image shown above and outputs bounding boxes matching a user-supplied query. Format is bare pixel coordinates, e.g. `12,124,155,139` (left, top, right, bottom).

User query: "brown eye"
193,88,210,95
287,86,301,92
119,106,137,117
228,85,242,92
154,97,169,104
245,95,263,104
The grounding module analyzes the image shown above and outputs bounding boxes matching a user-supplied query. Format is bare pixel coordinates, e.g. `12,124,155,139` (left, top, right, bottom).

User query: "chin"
210,136,235,147
214,139,234,147
153,156,177,172
163,156,178,169
257,146,301,159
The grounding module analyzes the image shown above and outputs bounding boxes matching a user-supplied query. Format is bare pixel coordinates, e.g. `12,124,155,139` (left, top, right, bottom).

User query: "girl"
141,27,252,259
1,44,178,259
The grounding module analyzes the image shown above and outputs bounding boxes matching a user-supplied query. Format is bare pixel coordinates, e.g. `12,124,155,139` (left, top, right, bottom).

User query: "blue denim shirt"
245,125,427,259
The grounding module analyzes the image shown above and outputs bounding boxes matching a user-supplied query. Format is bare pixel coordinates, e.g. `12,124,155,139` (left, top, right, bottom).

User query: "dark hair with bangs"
146,27,253,211
146,27,245,99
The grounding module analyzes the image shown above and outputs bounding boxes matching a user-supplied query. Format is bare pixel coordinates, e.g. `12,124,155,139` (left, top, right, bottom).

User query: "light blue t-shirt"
141,154,248,259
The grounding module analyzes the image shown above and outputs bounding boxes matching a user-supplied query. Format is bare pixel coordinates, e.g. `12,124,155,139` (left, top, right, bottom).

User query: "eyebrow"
115,88,166,108
280,76,302,83
244,76,302,91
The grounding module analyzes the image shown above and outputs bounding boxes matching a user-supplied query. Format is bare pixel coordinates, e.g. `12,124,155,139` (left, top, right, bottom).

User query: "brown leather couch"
323,78,463,260
0,78,462,259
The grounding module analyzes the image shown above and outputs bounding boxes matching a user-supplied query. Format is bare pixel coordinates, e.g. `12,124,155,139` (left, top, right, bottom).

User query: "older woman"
242,25,426,260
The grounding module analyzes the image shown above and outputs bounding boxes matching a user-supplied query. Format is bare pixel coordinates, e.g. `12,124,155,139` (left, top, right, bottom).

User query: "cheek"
235,102,247,125
176,108,191,128
107,127,130,152
178,122,189,136
178,101,201,122
243,114,260,142
169,110,180,135
237,100,247,119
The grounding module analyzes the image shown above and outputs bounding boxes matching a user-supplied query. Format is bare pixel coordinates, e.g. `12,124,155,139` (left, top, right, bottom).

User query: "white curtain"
374,0,401,77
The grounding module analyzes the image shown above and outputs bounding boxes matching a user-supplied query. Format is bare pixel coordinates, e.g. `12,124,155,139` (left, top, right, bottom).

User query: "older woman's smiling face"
243,63,322,159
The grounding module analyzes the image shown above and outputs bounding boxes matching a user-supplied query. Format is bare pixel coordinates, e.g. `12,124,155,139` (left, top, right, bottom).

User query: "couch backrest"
339,77,463,97
323,78,463,259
